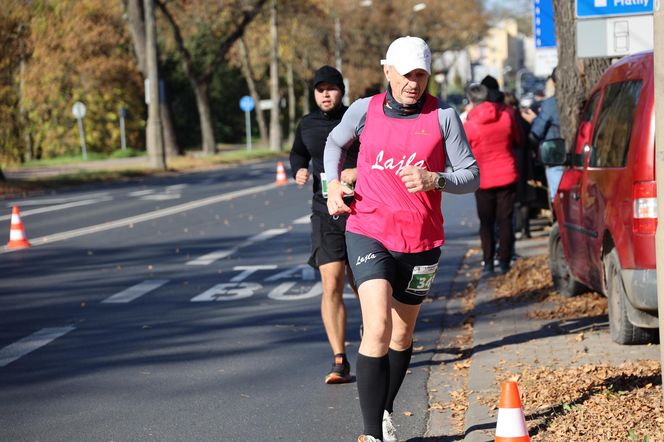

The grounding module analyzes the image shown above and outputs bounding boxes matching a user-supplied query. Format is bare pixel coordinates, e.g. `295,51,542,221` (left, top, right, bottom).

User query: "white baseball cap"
380,36,431,76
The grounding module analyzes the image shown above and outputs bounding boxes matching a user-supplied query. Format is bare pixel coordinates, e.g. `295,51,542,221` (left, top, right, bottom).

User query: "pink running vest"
347,92,445,253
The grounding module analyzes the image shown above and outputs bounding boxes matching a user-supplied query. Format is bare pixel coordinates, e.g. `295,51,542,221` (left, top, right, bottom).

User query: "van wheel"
548,222,585,297
604,249,657,345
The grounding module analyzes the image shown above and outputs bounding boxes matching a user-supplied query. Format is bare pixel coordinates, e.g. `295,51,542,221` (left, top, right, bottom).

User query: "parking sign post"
71,101,87,160
239,96,255,152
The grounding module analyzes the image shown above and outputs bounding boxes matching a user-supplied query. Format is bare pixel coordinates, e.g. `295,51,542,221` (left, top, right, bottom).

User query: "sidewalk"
3,156,150,179
426,225,661,441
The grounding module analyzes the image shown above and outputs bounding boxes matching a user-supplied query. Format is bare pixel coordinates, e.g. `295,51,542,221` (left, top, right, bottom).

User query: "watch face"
436,176,445,189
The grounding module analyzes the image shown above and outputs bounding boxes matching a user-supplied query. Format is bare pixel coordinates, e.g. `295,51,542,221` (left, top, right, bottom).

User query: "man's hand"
295,168,310,186
399,166,437,193
520,107,537,124
326,179,353,215
340,168,357,186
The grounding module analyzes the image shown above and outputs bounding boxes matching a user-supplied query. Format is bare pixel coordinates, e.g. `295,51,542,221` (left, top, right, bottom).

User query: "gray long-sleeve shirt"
323,95,479,194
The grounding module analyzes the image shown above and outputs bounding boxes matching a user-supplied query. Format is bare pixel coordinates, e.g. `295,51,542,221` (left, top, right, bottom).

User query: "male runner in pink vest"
324,36,479,442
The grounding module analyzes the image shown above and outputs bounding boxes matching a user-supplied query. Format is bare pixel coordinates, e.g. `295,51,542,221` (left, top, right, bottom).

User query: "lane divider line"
0,182,283,254
292,215,311,224
186,228,289,266
0,197,113,221
0,326,76,368
102,280,169,304
186,249,236,266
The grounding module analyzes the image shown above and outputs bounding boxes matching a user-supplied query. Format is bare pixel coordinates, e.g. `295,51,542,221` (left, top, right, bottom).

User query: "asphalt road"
0,160,480,441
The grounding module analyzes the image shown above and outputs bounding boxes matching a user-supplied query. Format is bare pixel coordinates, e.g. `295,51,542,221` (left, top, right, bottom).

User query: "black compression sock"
384,344,413,413
356,352,389,439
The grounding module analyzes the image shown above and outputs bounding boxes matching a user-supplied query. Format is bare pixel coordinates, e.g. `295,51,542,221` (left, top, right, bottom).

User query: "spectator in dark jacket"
464,83,518,275
521,67,561,203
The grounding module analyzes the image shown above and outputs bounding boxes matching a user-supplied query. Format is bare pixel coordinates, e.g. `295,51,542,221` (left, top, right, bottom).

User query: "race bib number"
406,264,438,295
321,172,328,198
320,172,354,198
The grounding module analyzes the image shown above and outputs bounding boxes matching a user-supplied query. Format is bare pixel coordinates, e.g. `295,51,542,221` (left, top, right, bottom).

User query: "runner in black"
289,65,359,384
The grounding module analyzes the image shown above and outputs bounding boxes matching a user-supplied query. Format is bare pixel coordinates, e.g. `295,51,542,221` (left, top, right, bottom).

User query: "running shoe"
324,355,351,384
382,410,398,442
357,436,382,442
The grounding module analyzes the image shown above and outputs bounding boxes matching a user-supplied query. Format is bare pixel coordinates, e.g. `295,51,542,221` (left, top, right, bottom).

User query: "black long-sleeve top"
289,105,359,213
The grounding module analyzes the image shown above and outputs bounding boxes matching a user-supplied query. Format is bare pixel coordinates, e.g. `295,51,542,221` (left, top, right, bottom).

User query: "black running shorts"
308,210,350,268
345,231,441,305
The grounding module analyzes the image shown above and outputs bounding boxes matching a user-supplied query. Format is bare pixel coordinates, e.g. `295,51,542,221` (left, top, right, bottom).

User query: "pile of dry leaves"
518,360,663,441
486,256,662,441
492,255,609,320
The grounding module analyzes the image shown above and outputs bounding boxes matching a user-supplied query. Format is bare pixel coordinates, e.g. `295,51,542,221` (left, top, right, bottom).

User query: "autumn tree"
155,0,267,155
333,0,487,98
228,0,332,148
22,0,144,159
0,0,31,173
552,1,610,145
121,0,180,157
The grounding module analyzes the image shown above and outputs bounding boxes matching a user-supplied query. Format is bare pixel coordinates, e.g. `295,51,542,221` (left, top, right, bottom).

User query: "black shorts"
308,210,349,268
345,231,441,305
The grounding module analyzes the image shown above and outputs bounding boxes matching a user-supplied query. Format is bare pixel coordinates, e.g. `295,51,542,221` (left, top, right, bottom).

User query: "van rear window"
590,80,643,168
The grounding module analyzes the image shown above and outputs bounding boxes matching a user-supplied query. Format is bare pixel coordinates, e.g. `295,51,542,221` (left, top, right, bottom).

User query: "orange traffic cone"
6,206,31,249
275,161,288,186
495,381,530,442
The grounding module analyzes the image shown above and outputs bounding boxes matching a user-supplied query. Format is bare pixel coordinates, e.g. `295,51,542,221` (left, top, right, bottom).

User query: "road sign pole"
120,114,127,151
239,95,255,151
245,110,252,152
76,117,87,160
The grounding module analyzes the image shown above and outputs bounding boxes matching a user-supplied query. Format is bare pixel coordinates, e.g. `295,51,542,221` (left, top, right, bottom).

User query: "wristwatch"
434,173,446,191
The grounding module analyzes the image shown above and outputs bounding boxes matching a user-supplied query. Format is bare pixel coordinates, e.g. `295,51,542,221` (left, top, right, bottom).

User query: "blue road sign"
239,95,255,112
576,0,653,18
534,0,556,49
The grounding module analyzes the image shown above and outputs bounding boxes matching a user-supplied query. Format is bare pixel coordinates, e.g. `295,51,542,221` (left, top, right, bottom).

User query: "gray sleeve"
323,98,370,182
437,104,480,194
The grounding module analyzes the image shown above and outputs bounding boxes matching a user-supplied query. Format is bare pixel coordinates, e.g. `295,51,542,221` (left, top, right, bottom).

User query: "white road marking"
186,228,289,265
0,197,112,221
6,192,110,207
0,182,283,254
264,264,314,282
128,190,154,196
191,282,262,302
166,184,187,191
102,280,169,303
268,281,322,301
230,265,278,282
141,193,181,201
0,326,76,367
292,215,310,224
186,249,236,266
246,228,288,243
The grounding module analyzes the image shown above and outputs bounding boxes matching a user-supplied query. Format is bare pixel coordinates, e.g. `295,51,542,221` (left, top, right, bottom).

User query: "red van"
540,51,658,345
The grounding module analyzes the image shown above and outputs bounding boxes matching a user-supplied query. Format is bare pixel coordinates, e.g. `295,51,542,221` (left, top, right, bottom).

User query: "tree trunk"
124,0,180,157
238,38,268,147
144,0,166,169
19,57,33,162
269,0,282,151
301,57,310,115
192,81,216,155
552,1,611,146
160,97,179,156
286,61,296,146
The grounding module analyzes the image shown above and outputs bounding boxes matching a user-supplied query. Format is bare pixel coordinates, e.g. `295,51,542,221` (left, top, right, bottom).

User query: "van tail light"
633,181,658,234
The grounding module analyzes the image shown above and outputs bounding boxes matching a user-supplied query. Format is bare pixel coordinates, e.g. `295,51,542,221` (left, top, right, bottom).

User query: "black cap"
480,75,500,91
313,65,345,94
